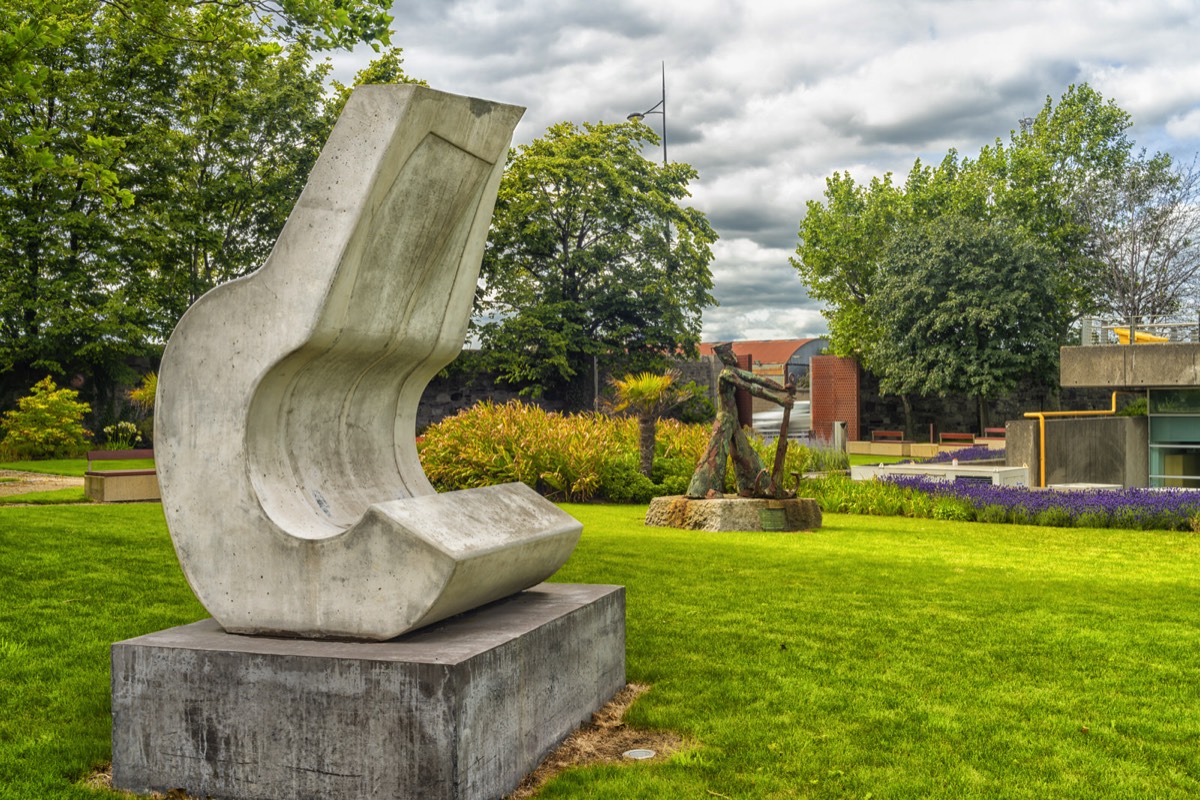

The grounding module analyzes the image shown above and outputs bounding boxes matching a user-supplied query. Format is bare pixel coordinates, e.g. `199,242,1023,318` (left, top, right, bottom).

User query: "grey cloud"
706,204,798,251
356,0,1200,343
712,269,814,314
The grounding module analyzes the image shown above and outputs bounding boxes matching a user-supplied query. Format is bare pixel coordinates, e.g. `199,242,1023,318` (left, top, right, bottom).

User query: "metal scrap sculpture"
686,341,796,499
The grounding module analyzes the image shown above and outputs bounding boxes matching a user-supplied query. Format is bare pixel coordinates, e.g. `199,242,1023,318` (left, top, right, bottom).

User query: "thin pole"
660,61,667,166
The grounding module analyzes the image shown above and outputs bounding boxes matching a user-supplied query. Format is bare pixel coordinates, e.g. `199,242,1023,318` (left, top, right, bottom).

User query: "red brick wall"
811,355,860,442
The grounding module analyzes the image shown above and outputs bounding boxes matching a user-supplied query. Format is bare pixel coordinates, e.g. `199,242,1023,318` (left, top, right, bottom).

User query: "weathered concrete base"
112,583,625,800
84,472,160,502
645,495,821,532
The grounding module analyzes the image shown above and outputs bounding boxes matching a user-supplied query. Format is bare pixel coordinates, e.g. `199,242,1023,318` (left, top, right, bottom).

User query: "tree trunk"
900,394,915,440
638,414,656,478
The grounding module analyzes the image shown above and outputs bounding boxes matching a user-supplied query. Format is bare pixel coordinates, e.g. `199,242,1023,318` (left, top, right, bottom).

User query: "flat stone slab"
645,495,822,532
112,583,625,800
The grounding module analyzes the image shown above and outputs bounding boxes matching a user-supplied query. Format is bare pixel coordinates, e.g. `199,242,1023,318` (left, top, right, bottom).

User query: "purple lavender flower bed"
887,475,1200,529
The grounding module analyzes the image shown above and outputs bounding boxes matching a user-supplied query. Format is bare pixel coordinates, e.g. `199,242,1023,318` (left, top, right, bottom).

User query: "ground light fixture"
623,748,657,760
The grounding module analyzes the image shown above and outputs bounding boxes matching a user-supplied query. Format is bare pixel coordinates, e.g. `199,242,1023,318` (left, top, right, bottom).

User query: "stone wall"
855,368,1114,440
417,370,562,430
416,353,1114,443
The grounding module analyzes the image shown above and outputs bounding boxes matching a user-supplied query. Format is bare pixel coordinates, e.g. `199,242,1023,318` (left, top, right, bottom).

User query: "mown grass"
847,453,909,466
1,504,1198,798
0,504,204,799
0,487,89,505
550,506,1200,799
0,459,90,476
0,458,155,477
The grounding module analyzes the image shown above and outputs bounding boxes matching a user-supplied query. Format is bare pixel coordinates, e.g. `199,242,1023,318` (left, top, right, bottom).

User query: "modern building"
1009,318,1200,488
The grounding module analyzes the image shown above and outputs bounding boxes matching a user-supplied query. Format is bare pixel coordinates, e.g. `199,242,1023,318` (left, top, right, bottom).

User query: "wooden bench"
871,430,905,443
84,449,159,502
982,427,1005,440
938,432,975,446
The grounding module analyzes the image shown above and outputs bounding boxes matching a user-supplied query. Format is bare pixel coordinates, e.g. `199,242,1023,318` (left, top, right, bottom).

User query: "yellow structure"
1113,327,1169,344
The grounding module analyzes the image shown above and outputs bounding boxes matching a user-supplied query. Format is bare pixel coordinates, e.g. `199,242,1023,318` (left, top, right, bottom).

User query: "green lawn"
2,504,1199,798
0,487,89,505
0,458,154,477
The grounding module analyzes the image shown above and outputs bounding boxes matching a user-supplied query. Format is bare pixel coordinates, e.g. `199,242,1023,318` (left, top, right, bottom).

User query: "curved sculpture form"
155,86,582,640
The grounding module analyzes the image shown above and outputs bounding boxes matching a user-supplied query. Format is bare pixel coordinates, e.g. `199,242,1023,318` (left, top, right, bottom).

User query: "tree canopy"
793,83,1198,422
0,0,404,410
868,214,1058,429
477,120,717,408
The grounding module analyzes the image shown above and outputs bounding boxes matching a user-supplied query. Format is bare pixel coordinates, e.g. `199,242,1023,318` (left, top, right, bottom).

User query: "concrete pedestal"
112,583,625,800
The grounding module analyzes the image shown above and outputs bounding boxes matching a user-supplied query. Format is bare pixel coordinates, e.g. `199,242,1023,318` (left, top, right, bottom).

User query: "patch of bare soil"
0,469,83,497
85,683,683,799
506,682,685,799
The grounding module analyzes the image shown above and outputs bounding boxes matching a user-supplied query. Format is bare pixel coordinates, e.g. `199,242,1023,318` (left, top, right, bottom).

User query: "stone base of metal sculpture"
112,584,624,800
645,495,822,532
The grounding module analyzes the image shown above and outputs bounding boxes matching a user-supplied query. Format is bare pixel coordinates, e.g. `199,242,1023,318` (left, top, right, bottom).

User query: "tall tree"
793,83,1172,425
478,120,717,408
0,0,400,409
867,215,1059,431
791,171,905,368
1077,154,1200,323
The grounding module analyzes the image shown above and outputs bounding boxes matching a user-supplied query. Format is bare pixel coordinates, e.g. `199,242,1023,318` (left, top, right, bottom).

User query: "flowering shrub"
886,475,1200,531
800,472,1200,531
0,377,92,460
418,400,832,502
102,420,142,450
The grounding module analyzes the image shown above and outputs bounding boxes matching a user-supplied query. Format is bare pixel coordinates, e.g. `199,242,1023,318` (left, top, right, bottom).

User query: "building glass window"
1148,388,1200,487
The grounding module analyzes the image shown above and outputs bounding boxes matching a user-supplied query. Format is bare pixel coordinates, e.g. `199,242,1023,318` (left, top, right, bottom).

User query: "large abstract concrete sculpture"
116,85,624,800
154,85,581,640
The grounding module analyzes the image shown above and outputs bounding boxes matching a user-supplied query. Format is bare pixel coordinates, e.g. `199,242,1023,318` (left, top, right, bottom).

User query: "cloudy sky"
331,0,1200,343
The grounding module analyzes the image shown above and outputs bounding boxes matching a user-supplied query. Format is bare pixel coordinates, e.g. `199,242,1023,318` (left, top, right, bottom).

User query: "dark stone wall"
415,354,1116,441
856,368,1115,441
416,370,562,430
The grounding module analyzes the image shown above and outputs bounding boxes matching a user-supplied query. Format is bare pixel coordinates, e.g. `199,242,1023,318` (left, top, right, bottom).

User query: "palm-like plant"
128,372,157,412
608,370,688,478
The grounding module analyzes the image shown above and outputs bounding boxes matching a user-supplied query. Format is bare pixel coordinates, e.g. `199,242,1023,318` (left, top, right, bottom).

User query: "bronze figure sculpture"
686,341,796,499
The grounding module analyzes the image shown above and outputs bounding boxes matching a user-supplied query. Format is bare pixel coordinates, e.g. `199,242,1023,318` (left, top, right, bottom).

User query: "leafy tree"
990,84,1139,330
792,171,904,368
867,215,1059,431
0,0,403,410
478,120,717,408
608,370,689,478
793,83,1177,428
